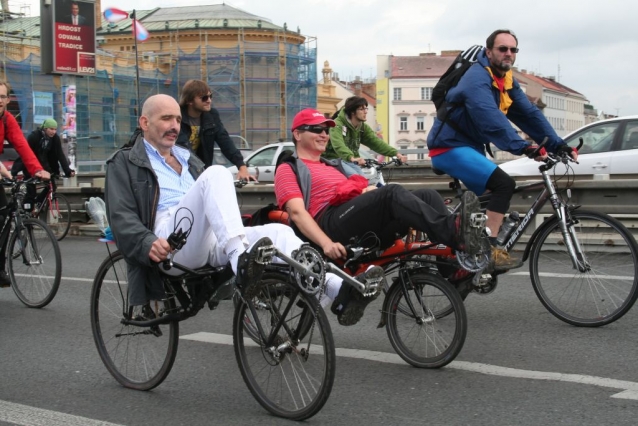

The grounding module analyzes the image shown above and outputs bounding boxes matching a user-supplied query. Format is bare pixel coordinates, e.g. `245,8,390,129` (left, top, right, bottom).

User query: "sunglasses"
297,125,330,135
199,94,212,102
496,46,519,53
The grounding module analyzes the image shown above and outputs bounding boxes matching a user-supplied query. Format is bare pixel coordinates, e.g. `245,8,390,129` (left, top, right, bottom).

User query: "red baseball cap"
291,108,336,131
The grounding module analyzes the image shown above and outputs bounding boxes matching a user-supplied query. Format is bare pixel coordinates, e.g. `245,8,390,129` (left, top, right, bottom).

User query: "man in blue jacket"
427,29,577,270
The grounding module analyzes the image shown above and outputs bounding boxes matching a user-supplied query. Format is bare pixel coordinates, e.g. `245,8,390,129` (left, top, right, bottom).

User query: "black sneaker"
236,237,274,296
130,303,162,337
333,266,385,326
454,191,485,256
0,270,10,288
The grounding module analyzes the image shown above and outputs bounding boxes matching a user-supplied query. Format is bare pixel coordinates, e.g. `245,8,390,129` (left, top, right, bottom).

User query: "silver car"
499,115,638,177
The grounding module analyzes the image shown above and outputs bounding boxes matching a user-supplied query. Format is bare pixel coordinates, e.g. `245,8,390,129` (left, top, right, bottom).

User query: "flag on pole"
133,19,150,42
103,7,129,23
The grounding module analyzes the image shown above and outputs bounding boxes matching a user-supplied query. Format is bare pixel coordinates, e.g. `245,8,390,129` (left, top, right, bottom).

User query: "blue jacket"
427,49,563,155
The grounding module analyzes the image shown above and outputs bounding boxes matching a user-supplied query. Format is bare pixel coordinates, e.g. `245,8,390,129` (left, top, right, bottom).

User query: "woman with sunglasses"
176,79,256,182
426,29,577,272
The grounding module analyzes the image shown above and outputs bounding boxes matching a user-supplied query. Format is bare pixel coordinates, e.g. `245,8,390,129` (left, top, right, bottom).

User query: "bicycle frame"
118,243,327,349
488,163,589,273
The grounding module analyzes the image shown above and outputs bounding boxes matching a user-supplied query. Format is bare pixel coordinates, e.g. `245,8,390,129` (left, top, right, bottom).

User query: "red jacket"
0,111,43,175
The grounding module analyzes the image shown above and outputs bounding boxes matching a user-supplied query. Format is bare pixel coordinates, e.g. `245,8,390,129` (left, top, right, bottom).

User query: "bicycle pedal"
469,213,487,228
255,244,276,264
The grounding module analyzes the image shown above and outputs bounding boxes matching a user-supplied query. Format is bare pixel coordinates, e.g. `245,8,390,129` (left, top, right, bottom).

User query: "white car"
228,142,295,182
499,115,638,177
228,142,380,182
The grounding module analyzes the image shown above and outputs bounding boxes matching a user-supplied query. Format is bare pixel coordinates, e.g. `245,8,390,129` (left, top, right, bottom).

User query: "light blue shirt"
144,140,195,212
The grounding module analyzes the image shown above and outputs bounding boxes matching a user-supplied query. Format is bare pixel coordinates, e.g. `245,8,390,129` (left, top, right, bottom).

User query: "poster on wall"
33,92,54,125
52,0,96,75
62,84,77,170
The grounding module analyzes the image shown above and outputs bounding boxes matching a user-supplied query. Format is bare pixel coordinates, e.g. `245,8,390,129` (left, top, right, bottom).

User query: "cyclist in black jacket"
11,118,75,206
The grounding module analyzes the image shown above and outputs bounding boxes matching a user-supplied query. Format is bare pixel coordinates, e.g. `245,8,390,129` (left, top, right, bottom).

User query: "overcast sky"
23,0,638,116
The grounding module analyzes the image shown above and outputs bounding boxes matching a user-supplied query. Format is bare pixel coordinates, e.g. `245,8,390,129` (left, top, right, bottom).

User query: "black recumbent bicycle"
89,190,353,421
434,139,638,327
0,177,62,308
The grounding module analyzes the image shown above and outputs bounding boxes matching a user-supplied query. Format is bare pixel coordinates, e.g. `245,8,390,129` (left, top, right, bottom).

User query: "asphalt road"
1,236,638,426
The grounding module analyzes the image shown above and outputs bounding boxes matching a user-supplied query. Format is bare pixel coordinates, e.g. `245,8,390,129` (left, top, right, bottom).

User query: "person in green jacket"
324,96,407,166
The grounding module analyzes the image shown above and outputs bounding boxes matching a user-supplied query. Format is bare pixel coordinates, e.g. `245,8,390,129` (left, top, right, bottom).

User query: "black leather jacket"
176,107,245,168
105,135,205,304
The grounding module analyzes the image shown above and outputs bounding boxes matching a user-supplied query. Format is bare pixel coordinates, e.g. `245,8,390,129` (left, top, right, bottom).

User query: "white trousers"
153,166,339,305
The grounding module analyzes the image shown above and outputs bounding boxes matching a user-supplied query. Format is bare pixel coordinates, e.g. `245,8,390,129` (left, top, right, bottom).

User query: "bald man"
105,95,357,322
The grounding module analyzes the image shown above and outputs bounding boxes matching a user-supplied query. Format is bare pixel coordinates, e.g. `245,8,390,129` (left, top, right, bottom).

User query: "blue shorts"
431,147,496,195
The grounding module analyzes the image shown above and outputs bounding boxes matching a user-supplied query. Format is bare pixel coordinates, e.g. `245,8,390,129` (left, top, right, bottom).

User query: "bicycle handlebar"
362,156,406,169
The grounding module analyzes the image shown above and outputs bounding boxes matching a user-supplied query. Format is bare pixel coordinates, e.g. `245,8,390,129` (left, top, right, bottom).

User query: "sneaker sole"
461,191,483,256
338,268,384,326
239,237,273,296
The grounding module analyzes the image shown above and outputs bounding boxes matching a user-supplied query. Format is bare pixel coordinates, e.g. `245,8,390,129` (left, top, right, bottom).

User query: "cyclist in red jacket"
0,81,51,287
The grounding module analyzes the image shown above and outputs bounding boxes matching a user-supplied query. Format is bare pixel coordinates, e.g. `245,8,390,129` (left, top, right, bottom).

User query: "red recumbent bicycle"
241,204,489,369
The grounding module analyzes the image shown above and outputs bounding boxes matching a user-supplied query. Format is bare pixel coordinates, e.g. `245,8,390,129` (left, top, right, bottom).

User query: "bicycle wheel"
39,194,72,241
530,210,638,327
90,250,179,390
233,271,335,421
385,272,467,368
8,218,62,308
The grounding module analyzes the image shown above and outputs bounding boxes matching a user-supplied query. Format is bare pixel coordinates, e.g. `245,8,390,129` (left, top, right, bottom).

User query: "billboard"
50,0,96,75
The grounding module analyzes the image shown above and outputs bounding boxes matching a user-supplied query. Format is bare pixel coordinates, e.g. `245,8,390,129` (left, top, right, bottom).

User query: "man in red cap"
275,108,486,261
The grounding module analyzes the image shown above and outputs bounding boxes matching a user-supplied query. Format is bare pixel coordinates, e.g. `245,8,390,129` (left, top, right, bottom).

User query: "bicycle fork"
553,204,590,273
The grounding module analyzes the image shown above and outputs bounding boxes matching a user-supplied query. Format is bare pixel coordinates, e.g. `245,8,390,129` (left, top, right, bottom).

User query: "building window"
421,87,432,100
400,116,408,131
393,88,402,101
416,116,425,131
417,145,425,160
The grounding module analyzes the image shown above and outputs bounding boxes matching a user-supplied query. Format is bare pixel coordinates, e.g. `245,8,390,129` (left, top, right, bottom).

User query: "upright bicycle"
1,178,62,308
24,175,72,241
435,141,638,327
90,223,336,421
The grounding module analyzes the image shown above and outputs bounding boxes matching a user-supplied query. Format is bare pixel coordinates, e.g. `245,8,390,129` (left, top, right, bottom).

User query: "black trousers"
318,186,455,250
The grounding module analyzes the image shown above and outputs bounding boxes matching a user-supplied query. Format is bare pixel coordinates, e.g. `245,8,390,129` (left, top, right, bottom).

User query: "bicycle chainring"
455,238,491,272
292,245,326,295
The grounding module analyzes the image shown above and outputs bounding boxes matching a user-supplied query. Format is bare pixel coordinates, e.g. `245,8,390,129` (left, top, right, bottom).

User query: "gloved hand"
556,144,577,158
523,145,547,159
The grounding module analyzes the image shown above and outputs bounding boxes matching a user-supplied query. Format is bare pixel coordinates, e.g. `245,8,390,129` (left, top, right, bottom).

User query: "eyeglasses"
297,125,330,135
0,95,8,100
199,94,212,102
496,46,519,53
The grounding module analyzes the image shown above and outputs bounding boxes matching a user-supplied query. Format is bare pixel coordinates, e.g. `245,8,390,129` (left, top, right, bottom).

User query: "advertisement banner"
33,92,54,125
53,1,96,75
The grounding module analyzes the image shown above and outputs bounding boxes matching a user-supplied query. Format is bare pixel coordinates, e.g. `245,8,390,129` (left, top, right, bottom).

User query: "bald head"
141,94,178,119
140,94,182,153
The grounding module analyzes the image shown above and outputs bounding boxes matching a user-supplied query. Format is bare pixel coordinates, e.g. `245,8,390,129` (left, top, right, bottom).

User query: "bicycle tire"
385,272,467,368
90,250,179,390
8,218,62,308
233,271,335,421
39,194,72,241
530,210,638,327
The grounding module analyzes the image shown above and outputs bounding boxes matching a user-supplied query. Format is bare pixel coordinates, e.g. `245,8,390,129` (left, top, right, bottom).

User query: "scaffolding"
0,30,317,164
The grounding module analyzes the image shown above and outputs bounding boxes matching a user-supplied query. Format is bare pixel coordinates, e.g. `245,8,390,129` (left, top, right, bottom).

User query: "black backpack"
431,45,495,156
432,45,483,113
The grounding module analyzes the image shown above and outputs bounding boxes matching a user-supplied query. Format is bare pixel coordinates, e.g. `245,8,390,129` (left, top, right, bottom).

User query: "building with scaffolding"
0,3,317,167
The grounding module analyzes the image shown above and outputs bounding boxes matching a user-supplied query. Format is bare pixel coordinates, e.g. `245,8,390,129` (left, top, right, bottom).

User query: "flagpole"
132,9,141,118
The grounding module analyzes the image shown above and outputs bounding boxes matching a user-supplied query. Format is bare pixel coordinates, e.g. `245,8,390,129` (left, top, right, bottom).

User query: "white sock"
226,236,249,275
318,273,341,308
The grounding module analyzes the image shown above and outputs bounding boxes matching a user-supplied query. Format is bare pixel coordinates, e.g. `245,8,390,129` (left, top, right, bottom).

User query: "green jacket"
323,108,397,161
